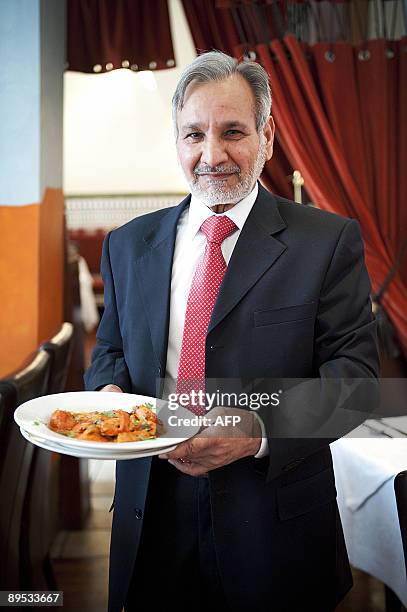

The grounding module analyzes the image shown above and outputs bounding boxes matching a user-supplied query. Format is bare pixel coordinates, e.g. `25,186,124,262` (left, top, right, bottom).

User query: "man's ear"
263,116,275,161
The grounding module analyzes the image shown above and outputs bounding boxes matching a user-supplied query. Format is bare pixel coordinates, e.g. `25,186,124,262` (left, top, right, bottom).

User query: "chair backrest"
0,350,51,589
395,470,407,575
19,324,74,589
41,322,74,394
20,445,59,590
0,383,17,467
0,325,76,590
8,351,51,405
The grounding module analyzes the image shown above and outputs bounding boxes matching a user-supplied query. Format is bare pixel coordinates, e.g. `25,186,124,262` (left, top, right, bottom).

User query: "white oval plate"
24,428,177,455
20,428,176,460
14,391,200,451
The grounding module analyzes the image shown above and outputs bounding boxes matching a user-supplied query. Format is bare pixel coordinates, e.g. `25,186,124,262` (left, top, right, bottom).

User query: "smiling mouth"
196,172,235,179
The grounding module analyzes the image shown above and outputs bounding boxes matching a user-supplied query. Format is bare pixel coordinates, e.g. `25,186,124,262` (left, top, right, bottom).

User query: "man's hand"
159,406,262,477
100,384,123,393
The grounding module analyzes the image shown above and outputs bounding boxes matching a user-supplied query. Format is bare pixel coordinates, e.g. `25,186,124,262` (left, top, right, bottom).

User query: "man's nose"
200,137,228,167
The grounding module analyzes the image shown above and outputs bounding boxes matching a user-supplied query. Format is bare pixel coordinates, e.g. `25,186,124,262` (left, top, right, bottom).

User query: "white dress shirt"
164,182,268,459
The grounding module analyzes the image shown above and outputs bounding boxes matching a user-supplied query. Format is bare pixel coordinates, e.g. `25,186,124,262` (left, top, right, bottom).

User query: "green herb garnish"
104,411,117,418
62,431,76,438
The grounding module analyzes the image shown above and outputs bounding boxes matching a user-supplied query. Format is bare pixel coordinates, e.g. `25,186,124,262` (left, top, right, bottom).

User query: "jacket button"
134,508,143,519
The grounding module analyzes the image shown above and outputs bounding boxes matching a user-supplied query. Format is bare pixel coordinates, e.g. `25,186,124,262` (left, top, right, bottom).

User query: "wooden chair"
41,322,74,394
0,350,51,590
20,323,74,590
0,383,16,469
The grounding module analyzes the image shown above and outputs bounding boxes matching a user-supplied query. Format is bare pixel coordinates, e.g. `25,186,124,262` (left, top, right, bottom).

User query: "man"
85,51,379,612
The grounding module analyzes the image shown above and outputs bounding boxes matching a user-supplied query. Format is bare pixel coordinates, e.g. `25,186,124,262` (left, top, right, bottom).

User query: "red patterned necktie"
176,215,238,415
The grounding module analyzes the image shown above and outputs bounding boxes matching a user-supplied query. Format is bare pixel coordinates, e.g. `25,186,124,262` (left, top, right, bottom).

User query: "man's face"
176,75,275,206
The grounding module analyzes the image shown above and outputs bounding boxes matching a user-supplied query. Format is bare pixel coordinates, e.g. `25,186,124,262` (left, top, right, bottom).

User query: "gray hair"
172,51,272,137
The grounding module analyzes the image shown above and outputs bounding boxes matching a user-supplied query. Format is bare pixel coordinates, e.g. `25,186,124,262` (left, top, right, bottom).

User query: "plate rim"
22,427,179,454
19,427,177,460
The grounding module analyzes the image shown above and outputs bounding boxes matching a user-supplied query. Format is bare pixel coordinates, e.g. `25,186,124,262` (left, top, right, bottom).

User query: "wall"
63,0,197,195
0,0,65,376
0,0,41,205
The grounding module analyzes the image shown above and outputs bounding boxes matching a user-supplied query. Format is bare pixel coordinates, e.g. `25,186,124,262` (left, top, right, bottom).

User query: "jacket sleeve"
260,219,380,482
84,232,132,393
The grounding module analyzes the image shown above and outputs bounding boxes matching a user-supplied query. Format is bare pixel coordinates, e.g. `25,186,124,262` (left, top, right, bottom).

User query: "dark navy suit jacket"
85,184,379,612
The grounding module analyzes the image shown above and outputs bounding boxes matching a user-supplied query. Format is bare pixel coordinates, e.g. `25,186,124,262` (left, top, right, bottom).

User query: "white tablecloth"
331,427,407,605
78,256,99,332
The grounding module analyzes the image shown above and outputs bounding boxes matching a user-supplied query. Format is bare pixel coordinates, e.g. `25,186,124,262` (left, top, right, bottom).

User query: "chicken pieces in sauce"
49,404,161,442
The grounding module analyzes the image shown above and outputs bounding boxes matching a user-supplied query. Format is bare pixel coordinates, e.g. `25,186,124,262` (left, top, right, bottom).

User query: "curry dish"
48,404,162,442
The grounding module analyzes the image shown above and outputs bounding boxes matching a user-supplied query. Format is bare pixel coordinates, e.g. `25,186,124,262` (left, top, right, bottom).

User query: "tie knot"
200,215,237,245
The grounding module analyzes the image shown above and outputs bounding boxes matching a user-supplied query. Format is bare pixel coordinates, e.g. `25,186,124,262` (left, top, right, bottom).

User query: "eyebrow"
181,123,202,133
222,121,248,130
180,120,249,133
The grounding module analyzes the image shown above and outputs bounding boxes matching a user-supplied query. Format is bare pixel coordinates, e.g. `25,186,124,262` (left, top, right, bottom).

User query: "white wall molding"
65,194,186,230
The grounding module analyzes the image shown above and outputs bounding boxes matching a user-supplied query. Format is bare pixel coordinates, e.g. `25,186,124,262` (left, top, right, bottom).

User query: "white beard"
187,137,267,207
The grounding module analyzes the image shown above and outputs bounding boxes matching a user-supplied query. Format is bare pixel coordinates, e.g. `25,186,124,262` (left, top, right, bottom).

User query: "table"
331,425,407,605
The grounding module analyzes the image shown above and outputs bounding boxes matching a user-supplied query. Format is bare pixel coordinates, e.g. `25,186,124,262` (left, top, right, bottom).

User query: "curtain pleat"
356,41,391,246
181,0,241,54
396,38,407,281
312,42,372,206
261,139,294,199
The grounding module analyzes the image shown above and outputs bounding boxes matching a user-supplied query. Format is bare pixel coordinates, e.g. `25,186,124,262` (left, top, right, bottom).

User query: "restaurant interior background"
1,0,407,610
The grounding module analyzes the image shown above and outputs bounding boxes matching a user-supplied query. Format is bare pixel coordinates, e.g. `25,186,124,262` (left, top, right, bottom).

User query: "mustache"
194,164,240,175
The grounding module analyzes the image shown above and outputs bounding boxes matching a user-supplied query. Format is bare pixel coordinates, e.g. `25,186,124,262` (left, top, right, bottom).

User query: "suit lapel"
134,196,190,370
208,185,287,334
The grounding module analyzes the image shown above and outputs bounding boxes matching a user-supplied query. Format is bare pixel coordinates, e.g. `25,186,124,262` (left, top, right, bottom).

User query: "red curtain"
67,0,175,73
254,36,407,356
181,1,407,356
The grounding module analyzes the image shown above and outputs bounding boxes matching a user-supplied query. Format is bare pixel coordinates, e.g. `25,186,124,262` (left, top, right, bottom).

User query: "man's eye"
185,132,202,140
225,130,243,137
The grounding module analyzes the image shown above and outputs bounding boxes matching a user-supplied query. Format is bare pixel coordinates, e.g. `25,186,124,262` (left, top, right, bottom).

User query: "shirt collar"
187,182,259,239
